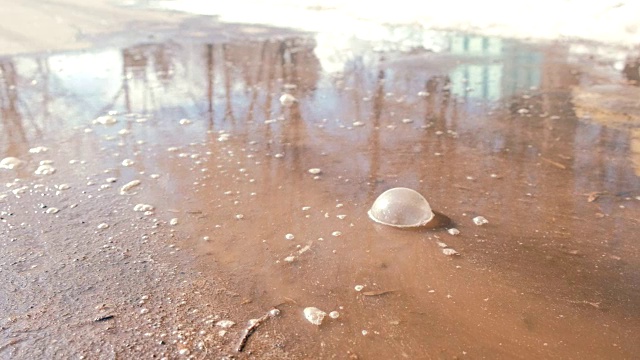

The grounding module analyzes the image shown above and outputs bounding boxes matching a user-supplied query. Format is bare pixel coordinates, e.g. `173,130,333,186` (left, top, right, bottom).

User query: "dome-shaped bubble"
368,187,434,228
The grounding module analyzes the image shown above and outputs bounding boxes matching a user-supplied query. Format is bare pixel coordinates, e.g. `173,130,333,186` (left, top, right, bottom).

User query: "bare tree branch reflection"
0,60,29,155
206,44,215,128
368,68,385,200
221,44,235,123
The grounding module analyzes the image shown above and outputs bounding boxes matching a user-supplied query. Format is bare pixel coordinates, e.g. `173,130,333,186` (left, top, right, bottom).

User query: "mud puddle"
2,27,640,359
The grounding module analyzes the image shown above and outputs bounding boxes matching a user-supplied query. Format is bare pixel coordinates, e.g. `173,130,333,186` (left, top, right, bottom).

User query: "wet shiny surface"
2,29,640,358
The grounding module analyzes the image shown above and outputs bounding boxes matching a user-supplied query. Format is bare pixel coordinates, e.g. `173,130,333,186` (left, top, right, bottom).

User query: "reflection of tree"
0,55,75,156
368,68,385,200
206,44,215,127
0,60,29,156
0,61,22,152
244,41,269,124
221,44,235,123
146,37,320,132
279,38,321,95
424,76,451,126
121,46,153,114
153,44,175,85
100,43,181,115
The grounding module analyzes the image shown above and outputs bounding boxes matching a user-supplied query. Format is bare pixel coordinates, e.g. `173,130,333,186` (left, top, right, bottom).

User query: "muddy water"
1,31,640,359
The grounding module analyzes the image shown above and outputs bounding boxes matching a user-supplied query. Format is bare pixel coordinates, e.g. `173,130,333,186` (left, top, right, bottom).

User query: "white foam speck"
29,146,49,154
94,115,117,125
34,164,56,175
0,157,24,170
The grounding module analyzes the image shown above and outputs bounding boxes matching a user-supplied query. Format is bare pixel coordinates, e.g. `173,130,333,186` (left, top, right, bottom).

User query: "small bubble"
303,307,326,325
120,180,141,194
94,115,117,125
133,204,154,212
447,228,460,235
34,164,56,175
442,248,460,256
279,93,297,106
28,146,49,154
473,216,488,226
215,320,235,328
0,157,25,170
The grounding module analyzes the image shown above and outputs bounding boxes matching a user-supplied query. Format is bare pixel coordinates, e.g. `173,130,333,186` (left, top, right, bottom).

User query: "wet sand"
1,2,640,359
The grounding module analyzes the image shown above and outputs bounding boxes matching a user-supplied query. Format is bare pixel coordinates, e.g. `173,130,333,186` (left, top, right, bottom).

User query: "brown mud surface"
1,1,640,359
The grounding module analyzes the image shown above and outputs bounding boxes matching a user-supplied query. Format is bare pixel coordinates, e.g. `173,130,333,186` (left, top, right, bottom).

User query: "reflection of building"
319,32,545,102
448,35,503,101
448,35,542,101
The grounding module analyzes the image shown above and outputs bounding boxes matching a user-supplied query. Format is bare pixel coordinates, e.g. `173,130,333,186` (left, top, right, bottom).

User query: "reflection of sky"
48,50,122,97
49,50,122,121
8,50,123,128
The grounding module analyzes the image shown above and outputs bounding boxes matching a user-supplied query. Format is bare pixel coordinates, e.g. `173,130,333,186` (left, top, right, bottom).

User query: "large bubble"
368,187,434,228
